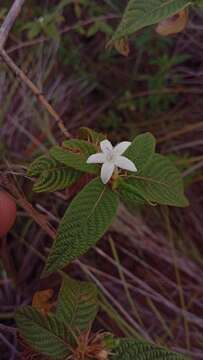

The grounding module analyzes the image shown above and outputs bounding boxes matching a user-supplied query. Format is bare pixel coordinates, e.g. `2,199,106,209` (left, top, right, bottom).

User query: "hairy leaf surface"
119,154,188,207
57,277,98,331
16,306,70,359
28,155,81,193
117,178,147,207
50,139,99,174
112,338,187,359
44,178,119,275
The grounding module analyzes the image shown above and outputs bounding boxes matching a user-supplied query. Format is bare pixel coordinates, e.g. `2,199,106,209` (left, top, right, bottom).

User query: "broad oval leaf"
15,306,71,359
124,132,156,172
112,338,187,359
50,139,99,174
120,153,189,207
57,277,98,332
28,155,81,193
44,178,119,275
111,0,191,42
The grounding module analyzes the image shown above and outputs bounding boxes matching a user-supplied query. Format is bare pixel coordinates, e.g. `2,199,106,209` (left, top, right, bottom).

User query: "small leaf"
111,0,191,42
114,38,130,56
156,8,189,36
32,289,54,315
57,277,98,331
28,155,81,193
120,153,189,207
124,132,156,171
112,338,187,359
16,306,71,359
50,139,99,174
78,127,106,144
44,178,119,275
28,155,52,177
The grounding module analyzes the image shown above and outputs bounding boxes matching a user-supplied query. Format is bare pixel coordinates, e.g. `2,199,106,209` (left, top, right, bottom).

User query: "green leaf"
44,178,119,275
78,127,106,144
120,154,189,207
111,0,191,42
124,132,156,171
15,306,70,359
117,178,147,207
28,155,81,193
57,277,98,331
112,338,187,359
50,139,99,174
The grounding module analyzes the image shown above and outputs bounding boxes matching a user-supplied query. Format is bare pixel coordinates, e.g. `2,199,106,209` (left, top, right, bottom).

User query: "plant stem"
0,0,26,47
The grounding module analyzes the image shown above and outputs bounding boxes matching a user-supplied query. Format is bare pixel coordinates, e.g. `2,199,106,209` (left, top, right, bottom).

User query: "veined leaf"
15,306,70,359
28,155,81,193
57,277,98,331
120,153,189,207
111,0,191,42
117,178,147,207
78,127,106,144
28,155,52,177
112,338,187,359
124,132,156,171
50,139,99,174
44,178,119,275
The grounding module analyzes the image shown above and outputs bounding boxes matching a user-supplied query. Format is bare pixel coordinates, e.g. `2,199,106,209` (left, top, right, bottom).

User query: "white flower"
86,139,137,184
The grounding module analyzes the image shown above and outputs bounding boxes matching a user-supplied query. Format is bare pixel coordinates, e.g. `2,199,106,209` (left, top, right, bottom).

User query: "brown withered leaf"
114,38,130,56
156,8,188,36
32,289,54,315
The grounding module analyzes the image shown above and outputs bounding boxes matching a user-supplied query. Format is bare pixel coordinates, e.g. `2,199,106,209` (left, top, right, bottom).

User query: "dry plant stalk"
0,0,71,138
0,0,26,47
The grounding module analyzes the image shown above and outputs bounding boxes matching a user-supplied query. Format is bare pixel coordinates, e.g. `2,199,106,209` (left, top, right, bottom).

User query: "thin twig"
0,0,71,138
0,48,71,137
0,0,26,48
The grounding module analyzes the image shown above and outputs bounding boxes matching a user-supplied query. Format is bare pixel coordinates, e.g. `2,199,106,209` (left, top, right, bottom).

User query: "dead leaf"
114,38,130,56
32,289,54,315
156,8,188,36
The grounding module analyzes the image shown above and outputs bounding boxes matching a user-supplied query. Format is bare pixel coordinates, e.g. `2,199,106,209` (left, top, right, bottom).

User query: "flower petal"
114,141,131,155
115,156,137,172
86,153,106,164
100,140,113,154
100,162,115,184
